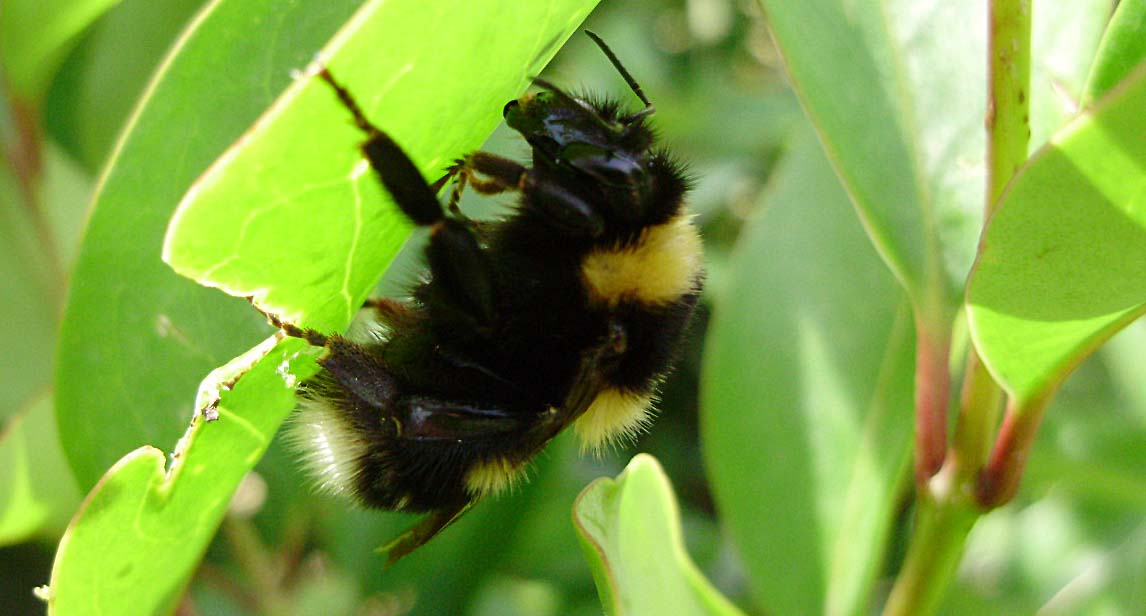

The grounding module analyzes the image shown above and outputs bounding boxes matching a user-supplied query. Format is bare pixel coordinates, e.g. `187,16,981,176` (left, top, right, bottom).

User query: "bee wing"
379,332,617,566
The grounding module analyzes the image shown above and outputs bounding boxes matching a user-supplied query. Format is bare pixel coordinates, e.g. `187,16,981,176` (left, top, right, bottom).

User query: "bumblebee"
270,32,702,562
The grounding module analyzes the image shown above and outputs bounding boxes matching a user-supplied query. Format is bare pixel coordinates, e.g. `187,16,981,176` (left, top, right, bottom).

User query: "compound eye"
502,99,519,118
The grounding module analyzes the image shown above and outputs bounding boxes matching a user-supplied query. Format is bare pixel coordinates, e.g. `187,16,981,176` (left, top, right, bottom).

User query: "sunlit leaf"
55,0,364,492
574,454,743,616
966,67,1146,403
46,338,303,615
164,0,596,332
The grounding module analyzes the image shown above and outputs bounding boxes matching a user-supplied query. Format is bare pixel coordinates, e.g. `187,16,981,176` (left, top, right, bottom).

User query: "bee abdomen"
285,394,378,502
286,374,537,511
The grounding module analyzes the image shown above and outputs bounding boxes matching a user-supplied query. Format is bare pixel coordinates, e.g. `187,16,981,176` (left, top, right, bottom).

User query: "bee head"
503,83,653,193
502,32,675,233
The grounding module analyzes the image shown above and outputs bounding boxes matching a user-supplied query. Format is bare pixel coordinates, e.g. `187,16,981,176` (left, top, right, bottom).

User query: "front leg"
432,152,528,215
438,153,605,237
320,69,499,328
422,218,496,327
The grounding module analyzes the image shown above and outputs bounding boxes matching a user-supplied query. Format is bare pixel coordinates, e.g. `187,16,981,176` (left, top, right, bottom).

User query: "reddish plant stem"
3,86,66,304
913,320,950,485
6,92,43,192
884,1,1031,613
976,393,1051,508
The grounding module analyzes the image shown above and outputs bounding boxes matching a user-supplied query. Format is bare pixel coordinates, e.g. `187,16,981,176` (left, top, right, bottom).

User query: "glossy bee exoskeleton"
270,32,703,563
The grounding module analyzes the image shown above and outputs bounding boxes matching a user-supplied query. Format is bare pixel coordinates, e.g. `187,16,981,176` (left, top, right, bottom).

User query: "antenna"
584,31,655,121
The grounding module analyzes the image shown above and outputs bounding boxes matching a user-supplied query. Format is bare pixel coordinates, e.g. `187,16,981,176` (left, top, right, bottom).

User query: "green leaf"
44,0,207,171
573,454,743,616
701,129,915,616
51,0,599,612
46,339,309,616
757,1,1109,323
55,0,366,492
164,0,596,332
966,66,1146,403
0,0,123,100
0,393,81,545
40,141,95,272
1084,0,1146,103
0,166,58,423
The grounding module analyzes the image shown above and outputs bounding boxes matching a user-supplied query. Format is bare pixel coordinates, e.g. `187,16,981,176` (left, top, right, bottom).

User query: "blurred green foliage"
1,0,1144,615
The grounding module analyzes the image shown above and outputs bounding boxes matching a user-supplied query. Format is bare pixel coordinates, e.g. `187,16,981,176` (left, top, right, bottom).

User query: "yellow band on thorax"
580,214,702,306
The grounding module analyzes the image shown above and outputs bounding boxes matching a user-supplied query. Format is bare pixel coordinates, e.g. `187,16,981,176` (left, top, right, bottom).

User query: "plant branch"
881,482,978,616
882,1,1032,613
966,0,1032,506
2,84,67,307
984,0,1032,214
221,515,291,616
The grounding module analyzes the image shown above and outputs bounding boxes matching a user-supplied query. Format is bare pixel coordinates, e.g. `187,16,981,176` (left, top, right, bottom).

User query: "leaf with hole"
49,0,600,613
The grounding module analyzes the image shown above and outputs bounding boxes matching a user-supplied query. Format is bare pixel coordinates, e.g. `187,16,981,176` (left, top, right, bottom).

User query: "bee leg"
429,164,461,194
319,70,498,325
429,161,470,218
353,135,501,326
393,397,525,440
379,399,527,565
319,69,444,226
361,297,405,317
248,301,330,347
437,152,605,238
456,152,528,194
354,142,498,326
380,500,475,567
453,154,606,237
432,152,526,216
314,335,400,409
360,297,416,330
356,136,499,325
424,218,495,325
520,176,605,237
254,303,399,408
